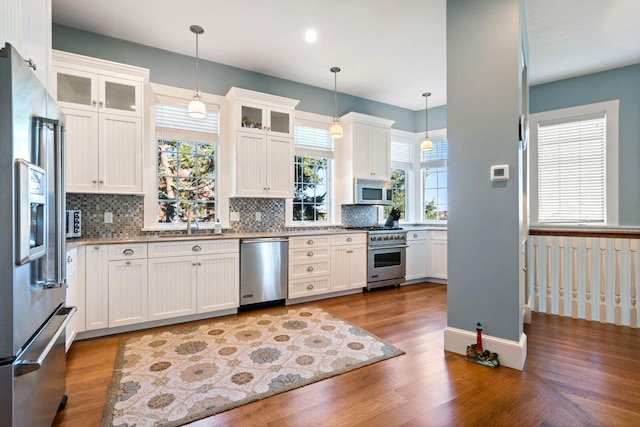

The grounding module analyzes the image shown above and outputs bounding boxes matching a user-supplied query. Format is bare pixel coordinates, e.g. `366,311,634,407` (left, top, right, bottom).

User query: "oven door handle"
369,244,409,250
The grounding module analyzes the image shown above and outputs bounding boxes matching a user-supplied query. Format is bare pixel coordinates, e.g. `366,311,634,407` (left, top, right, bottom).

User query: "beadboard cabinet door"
196,253,239,313
147,256,197,320
330,243,367,291
84,245,109,331
108,259,148,327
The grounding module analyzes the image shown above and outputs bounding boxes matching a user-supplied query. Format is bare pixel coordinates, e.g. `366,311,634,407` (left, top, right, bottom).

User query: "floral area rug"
102,306,404,427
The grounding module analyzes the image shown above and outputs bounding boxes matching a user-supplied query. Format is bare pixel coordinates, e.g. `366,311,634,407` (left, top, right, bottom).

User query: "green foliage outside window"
383,169,407,220
157,138,216,223
293,156,329,222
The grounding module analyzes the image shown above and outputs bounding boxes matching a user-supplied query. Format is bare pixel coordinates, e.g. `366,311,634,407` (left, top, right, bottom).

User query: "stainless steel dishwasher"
240,237,288,306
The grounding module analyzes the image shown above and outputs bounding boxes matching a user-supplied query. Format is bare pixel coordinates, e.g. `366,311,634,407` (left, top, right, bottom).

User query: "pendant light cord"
423,92,431,137
195,31,200,92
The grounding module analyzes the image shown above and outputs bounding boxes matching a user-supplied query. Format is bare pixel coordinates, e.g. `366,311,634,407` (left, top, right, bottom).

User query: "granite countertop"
66,228,367,248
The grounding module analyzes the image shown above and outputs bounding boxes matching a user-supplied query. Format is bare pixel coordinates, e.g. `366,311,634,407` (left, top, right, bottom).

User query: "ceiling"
51,0,640,111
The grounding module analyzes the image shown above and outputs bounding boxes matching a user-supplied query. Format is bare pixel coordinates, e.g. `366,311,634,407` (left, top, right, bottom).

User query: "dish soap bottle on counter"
214,218,222,235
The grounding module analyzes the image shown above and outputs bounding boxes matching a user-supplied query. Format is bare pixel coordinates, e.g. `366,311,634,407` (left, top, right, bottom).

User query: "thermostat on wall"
490,165,509,182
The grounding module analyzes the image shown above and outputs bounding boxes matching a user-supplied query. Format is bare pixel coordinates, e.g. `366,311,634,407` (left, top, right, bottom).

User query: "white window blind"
390,140,413,170
294,125,333,158
537,113,606,223
155,104,219,143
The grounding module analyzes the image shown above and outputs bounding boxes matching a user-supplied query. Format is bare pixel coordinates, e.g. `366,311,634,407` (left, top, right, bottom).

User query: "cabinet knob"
92,180,98,184
98,101,104,107
123,249,134,256
307,266,314,272
125,261,131,265
94,246,100,250
99,180,104,184
67,256,73,263
307,251,313,257
92,100,97,107
413,233,418,238
346,237,352,242
347,250,353,254
192,245,201,252
307,284,314,290
24,58,36,70
307,239,314,245
192,262,197,266
198,262,202,266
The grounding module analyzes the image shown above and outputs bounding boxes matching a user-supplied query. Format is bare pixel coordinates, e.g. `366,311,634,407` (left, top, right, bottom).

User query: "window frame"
420,129,448,224
530,100,619,226
285,111,336,227
143,83,225,231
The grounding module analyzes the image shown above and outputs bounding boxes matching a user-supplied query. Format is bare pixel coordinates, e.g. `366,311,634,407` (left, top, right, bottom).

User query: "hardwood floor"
53,283,640,426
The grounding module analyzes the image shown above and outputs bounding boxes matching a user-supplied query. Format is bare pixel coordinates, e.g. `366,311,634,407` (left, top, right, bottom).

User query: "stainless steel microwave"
354,178,393,205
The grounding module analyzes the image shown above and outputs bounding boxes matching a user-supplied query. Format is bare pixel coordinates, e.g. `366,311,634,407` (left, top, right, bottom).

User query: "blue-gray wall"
447,0,524,343
530,63,640,226
53,24,447,133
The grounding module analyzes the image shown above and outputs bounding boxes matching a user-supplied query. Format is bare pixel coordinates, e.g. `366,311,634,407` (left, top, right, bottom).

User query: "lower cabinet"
85,245,109,331
429,231,448,280
406,231,429,281
108,258,148,327
288,233,367,299
65,246,85,352
147,240,239,321
330,234,367,291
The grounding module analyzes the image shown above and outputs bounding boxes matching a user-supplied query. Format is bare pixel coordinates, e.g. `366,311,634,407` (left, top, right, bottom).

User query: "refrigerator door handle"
14,306,76,377
54,120,67,287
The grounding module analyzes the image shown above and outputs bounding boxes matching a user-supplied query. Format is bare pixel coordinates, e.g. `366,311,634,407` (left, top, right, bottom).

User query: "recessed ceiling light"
305,29,317,43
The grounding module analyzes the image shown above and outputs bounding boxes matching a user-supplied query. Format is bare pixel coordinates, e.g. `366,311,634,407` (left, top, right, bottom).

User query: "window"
155,104,219,224
530,100,619,225
384,140,413,220
291,123,333,224
422,138,448,221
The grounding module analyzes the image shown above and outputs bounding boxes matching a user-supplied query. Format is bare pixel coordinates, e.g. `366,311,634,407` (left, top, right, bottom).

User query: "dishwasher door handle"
241,238,289,244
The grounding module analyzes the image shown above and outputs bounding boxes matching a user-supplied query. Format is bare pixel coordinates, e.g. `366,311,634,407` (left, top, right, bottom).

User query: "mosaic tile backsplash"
67,194,379,238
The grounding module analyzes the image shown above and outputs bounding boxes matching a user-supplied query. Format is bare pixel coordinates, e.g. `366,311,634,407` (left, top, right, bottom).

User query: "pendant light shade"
329,67,343,139
187,25,207,119
421,92,432,151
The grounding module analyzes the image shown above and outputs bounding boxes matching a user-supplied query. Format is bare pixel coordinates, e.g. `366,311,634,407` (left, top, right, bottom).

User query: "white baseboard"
443,327,527,370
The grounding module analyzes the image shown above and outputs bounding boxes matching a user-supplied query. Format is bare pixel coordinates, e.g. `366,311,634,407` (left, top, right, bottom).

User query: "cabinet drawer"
289,235,331,249
330,233,367,246
289,259,330,279
407,231,428,241
288,277,331,299
148,239,239,257
430,231,448,241
108,243,147,260
289,247,330,260
66,247,78,269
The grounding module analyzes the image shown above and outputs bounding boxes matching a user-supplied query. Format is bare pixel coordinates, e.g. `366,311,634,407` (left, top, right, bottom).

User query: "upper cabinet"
1,0,52,88
225,87,299,198
336,112,395,204
52,51,149,194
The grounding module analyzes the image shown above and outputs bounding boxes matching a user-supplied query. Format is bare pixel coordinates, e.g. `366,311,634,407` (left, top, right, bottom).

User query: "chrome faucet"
186,204,200,235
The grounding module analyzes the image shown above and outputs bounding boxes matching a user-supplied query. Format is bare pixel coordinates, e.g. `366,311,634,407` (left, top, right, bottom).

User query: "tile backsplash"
67,193,378,238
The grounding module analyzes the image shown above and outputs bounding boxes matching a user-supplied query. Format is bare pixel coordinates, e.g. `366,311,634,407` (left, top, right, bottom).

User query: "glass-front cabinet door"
237,102,293,137
53,67,141,117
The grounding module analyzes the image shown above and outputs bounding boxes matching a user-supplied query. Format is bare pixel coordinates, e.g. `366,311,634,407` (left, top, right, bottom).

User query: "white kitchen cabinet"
330,234,367,291
52,50,148,194
84,245,109,331
235,132,293,197
108,243,148,328
288,235,332,299
429,231,448,280
406,231,429,281
1,0,51,88
147,239,239,320
226,87,299,198
65,246,85,352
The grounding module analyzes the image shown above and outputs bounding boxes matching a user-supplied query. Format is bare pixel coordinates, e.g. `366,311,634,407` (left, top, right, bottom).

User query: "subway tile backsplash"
67,194,378,238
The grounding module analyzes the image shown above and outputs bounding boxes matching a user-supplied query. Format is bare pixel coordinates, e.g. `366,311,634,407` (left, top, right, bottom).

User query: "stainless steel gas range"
346,226,408,290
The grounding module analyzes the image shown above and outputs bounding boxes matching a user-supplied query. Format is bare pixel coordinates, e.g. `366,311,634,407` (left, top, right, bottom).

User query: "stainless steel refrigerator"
0,43,76,427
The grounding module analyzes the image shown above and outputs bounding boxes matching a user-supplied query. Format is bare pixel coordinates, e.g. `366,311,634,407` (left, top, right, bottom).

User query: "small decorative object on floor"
465,322,500,368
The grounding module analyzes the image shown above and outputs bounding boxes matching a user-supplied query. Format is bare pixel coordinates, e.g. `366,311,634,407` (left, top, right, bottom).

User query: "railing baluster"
546,236,552,315
600,238,607,324
631,240,637,328
585,238,592,321
572,237,578,319
614,239,622,326
559,237,565,317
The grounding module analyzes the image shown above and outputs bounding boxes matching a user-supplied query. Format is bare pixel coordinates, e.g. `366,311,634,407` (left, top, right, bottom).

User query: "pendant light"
329,66,343,139
421,92,433,151
187,25,207,119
